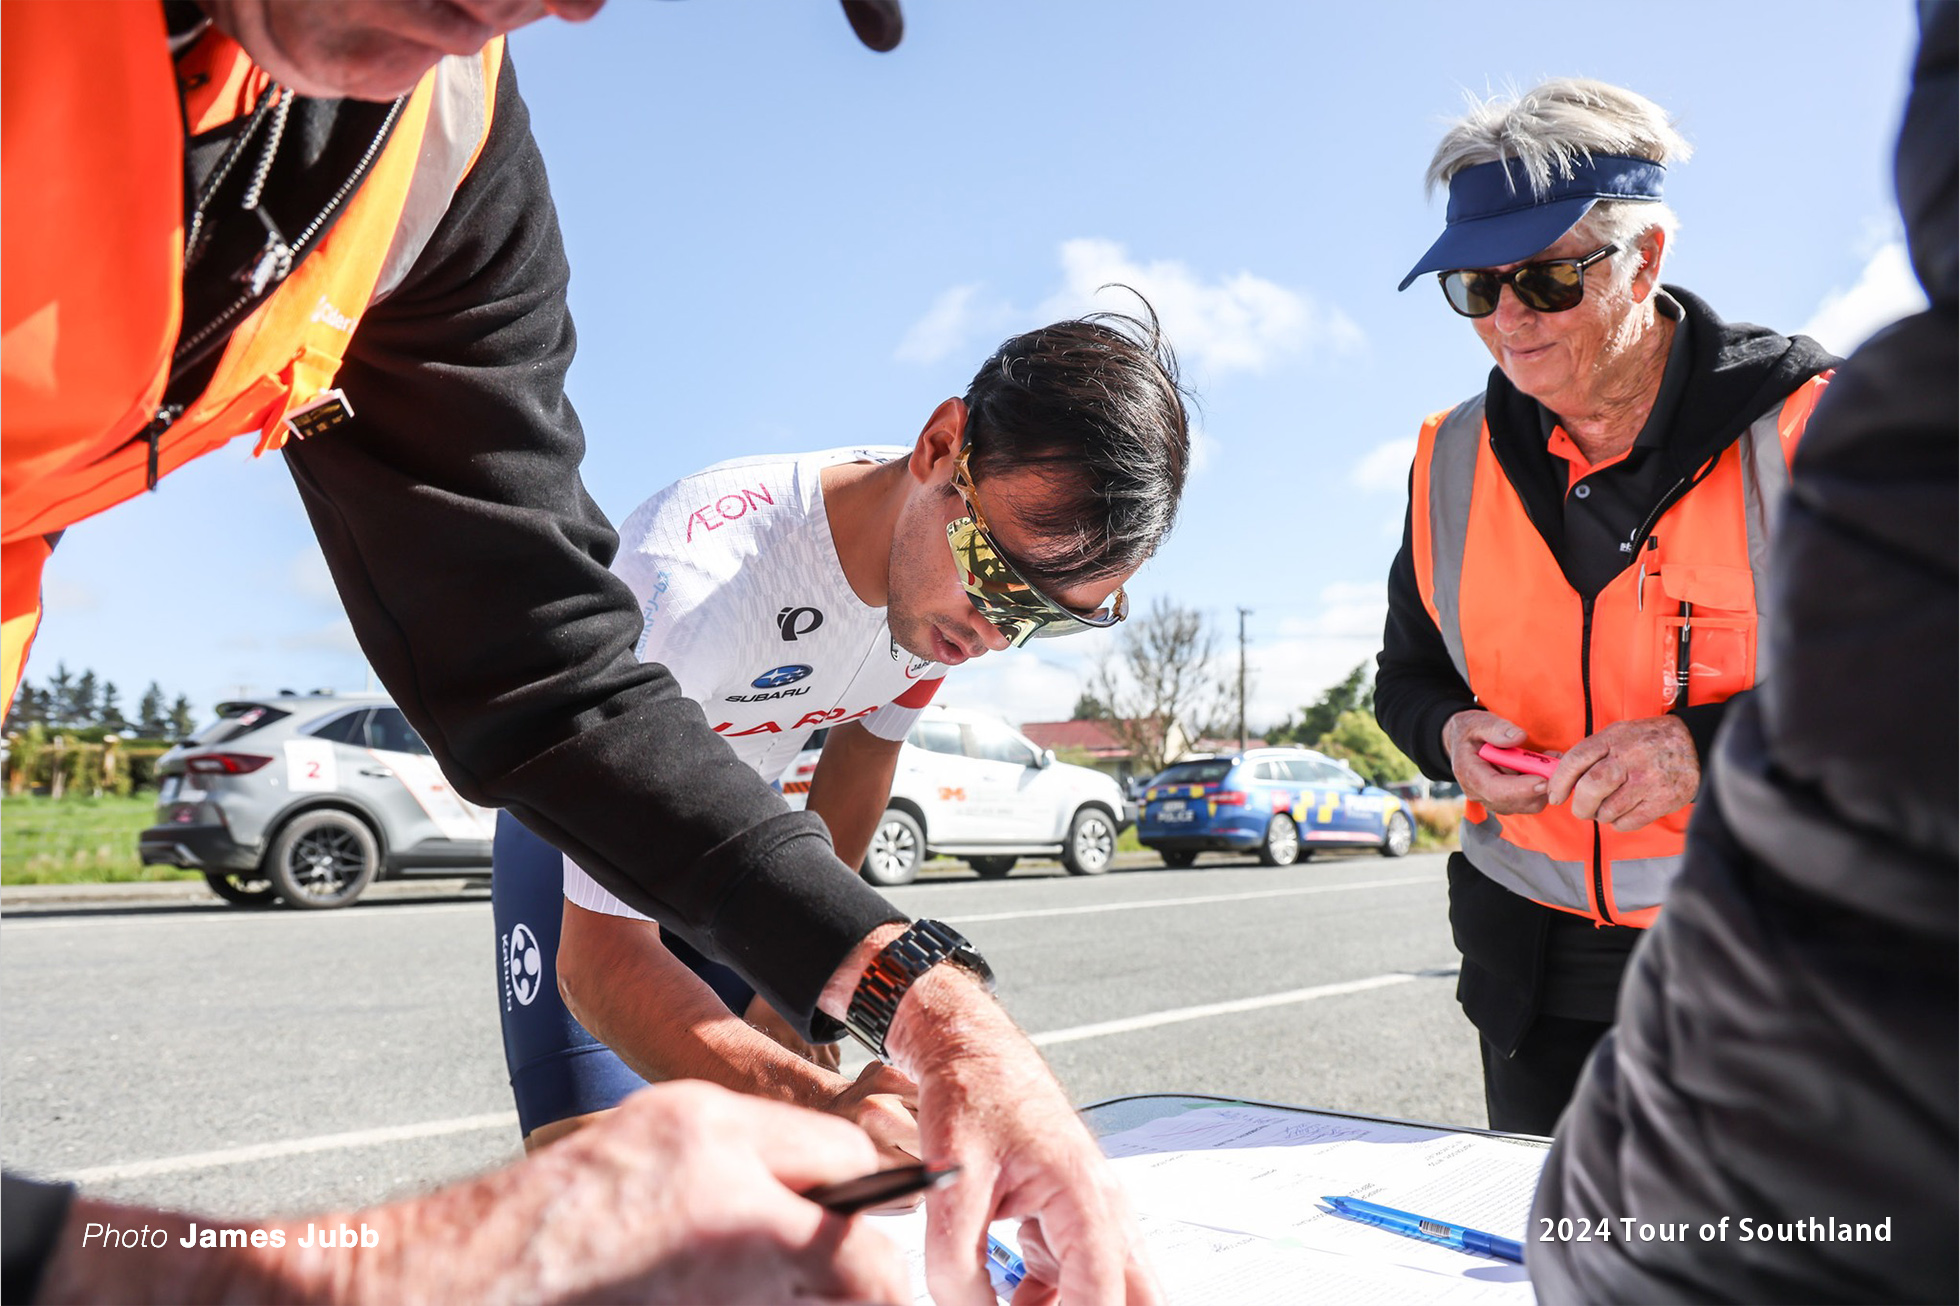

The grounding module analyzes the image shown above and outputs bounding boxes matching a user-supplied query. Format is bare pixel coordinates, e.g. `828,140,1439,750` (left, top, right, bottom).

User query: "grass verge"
1,793,201,884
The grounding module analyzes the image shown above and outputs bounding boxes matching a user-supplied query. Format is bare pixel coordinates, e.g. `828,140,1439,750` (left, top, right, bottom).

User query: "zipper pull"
1637,536,1658,612
244,207,295,296
141,405,184,491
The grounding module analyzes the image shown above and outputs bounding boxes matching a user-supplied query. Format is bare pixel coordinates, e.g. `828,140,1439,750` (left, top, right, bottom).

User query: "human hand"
1443,710,1553,814
889,967,1159,1306
351,1080,909,1304
745,992,844,1071
1545,715,1699,830
827,1060,925,1185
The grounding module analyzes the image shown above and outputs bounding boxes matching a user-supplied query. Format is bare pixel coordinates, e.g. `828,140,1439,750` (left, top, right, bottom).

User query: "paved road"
1,850,1481,1219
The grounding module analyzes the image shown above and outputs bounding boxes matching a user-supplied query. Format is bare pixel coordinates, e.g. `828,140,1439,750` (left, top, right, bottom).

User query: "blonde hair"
1427,77,1691,277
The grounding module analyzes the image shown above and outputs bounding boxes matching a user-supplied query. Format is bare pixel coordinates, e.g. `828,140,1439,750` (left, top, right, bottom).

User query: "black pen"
802,1162,960,1215
1673,600,1693,709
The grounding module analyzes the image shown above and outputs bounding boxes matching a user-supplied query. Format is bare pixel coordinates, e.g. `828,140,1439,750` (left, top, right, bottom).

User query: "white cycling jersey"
563,447,947,918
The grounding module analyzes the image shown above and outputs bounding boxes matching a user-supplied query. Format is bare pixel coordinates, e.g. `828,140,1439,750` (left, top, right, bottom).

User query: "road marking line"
941,875,1437,925
1030,972,1427,1047
4,875,1438,933
45,967,1450,1182
0,902,488,931
58,1112,520,1185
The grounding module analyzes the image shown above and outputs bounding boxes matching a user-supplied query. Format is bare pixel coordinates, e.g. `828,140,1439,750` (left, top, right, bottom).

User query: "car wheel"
1061,808,1116,876
862,809,923,887
266,810,379,910
1381,810,1415,859
1257,814,1301,867
1158,849,1198,869
968,855,1017,879
202,872,278,907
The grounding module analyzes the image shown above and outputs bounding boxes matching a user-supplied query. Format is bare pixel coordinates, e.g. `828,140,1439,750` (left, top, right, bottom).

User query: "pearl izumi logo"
503,923,543,1009
777,606,824,641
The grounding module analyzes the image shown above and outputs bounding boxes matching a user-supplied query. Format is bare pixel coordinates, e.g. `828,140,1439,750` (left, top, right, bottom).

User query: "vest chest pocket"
1646,563,1755,710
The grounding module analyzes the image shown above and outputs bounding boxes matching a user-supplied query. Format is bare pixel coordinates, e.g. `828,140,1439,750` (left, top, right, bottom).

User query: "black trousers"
1479,1015,1613,1135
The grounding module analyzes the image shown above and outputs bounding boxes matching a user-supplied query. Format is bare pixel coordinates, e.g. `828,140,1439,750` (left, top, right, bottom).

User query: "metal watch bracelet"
841,919,995,1060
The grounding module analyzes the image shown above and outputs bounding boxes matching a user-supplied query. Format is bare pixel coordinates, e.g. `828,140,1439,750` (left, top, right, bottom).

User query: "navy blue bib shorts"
491,810,757,1136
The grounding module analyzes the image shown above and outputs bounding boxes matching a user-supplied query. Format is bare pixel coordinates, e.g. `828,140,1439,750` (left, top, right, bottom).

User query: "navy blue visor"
1399,153,1666,291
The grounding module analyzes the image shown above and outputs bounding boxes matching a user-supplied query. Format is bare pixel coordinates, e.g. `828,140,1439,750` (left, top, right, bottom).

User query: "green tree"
99,681,128,732
1277,661,1374,747
44,663,77,728
1313,709,1418,787
137,683,169,738
1070,691,1108,721
167,694,197,741
4,682,49,731
71,669,100,727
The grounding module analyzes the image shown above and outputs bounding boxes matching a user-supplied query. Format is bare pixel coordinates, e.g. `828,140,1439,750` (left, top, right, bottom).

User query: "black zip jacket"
280,58,907,1027
1529,8,1956,1295
1374,289,1837,1049
3,36,911,1301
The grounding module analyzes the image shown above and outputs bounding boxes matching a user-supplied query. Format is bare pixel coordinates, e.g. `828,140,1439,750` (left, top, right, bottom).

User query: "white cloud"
1037,238,1363,377
1349,438,1417,494
894,239,1362,384
894,284,992,365
1800,239,1928,356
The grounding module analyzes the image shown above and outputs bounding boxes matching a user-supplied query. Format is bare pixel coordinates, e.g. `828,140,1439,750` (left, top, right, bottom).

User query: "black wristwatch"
842,919,995,1060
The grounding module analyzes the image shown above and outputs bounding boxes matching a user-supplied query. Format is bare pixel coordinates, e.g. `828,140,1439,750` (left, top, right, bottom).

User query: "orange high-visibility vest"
1,1,503,711
1410,374,1830,927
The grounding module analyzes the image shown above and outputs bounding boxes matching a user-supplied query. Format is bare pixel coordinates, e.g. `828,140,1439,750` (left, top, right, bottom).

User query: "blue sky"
29,0,1927,735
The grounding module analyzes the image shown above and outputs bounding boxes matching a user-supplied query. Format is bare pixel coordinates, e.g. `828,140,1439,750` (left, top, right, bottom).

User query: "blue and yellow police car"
1136,746,1415,867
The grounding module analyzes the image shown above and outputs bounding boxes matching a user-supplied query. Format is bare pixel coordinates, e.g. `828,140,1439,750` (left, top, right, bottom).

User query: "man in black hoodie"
1379,77,1838,1134
1528,2,1957,1298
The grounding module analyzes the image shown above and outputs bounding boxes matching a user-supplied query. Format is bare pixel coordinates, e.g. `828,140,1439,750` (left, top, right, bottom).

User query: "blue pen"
1322,1195,1525,1264
985,1233,1027,1298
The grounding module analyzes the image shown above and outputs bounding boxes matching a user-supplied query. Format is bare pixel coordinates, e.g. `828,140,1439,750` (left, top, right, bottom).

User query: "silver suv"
140,692,494,909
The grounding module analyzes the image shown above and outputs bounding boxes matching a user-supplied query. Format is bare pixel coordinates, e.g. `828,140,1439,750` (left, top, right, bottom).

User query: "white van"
782,704,1130,886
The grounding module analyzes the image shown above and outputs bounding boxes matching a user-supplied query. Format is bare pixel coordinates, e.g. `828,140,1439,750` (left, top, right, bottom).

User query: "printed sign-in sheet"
873,1104,1542,1303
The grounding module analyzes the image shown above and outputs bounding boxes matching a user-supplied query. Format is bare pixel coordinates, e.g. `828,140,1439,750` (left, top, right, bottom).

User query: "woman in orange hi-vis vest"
1,5,1160,1305
1375,79,1837,1136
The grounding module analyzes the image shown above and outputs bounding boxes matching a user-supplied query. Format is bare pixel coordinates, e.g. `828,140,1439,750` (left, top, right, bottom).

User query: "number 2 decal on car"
283,739,339,793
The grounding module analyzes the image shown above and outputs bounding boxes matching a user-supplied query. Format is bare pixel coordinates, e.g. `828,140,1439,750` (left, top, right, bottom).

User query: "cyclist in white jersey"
493,309,1192,1177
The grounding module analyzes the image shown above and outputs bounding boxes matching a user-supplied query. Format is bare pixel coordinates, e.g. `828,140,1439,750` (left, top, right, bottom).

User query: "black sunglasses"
1437,243,1619,318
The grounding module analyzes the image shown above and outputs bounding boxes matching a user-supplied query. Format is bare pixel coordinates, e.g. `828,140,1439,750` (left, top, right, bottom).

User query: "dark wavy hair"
961,294,1192,593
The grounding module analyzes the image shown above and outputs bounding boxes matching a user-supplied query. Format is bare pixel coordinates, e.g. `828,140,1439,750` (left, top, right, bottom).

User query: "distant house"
1021,717,1235,788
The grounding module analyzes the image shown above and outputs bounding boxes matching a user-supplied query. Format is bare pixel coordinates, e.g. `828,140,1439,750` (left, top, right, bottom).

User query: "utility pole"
1236,607,1252,753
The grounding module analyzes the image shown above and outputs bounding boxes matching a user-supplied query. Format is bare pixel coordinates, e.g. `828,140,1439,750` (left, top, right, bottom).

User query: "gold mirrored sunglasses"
947,442,1128,648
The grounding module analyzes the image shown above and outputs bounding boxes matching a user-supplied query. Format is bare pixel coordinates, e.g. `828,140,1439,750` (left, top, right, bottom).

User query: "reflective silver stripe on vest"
1468,805,1685,916
372,54,491,303
1606,851,1680,910
1460,811,1592,912
1736,410,1790,681
1425,396,1485,686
